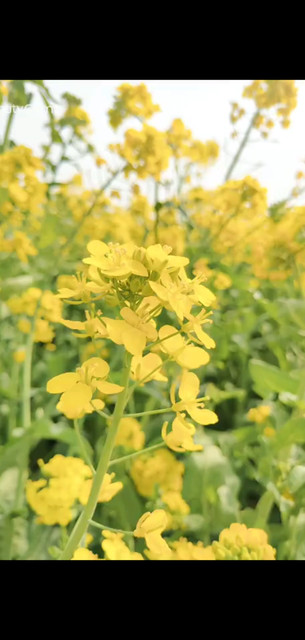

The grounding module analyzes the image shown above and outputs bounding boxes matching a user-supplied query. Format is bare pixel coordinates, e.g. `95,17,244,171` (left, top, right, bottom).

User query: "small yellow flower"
102,531,143,560
17,318,31,334
103,306,157,356
158,325,210,369
72,548,99,560
162,414,203,453
83,240,148,278
130,448,184,497
170,371,218,425
115,417,145,451
247,405,271,424
78,472,123,505
263,426,276,438
13,348,26,363
162,490,190,516
96,156,106,167
134,510,171,556
130,353,168,384
47,357,123,419
212,523,276,560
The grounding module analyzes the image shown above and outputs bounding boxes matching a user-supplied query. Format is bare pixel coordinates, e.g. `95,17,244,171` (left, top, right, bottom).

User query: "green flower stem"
123,407,172,419
88,519,134,536
254,490,274,528
144,331,180,353
154,181,160,243
59,353,132,560
2,109,15,152
8,360,19,440
11,316,37,555
109,441,166,467
95,409,111,420
224,109,259,182
22,323,36,431
74,419,95,474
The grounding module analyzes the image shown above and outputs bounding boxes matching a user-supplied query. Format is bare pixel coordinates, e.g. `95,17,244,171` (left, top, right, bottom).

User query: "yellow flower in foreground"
72,548,99,560
47,357,123,419
134,510,171,555
212,523,276,560
247,405,271,424
102,531,143,560
162,414,203,453
131,353,168,384
170,371,218,425
83,240,148,278
183,311,216,349
158,325,210,369
103,306,157,356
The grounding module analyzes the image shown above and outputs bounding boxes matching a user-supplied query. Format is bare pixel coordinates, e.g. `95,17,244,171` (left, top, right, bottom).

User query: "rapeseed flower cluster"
7,287,63,347
108,83,160,129
50,241,217,452
71,513,276,561
243,80,298,130
26,455,122,526
0,145,47,262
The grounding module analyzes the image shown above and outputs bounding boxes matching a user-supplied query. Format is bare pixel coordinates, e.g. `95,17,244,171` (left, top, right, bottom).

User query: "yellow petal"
122,326,146,356
86,240,108,256
194,326,216,349
176,346,210,369
187,407,218,425
179,371,199,402
47,372,79,394
57,383,92,419
159,325,184,353
60,319,86,331
82,357,109,379
145,532,171,555
91,399,105,411
120,307,137,325
194,284,216,306
95,381,124,395
130,259,148,277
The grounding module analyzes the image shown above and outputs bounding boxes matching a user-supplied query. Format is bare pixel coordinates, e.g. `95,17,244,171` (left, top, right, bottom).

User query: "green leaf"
249,359,299,397
275,417,305,449
287,466,305,493
0,468,19,514
0,419,82,475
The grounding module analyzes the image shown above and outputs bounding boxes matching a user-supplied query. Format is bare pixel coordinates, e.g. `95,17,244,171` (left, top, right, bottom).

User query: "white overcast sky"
1,79,305,205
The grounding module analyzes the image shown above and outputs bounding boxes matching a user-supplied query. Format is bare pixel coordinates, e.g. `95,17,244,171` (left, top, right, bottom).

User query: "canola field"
0,79,304,561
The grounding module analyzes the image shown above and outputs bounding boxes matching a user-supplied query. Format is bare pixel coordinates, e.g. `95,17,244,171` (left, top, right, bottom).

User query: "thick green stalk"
8,322,36,558
15,321,36,510
59,354,132,560
22,325,35,430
